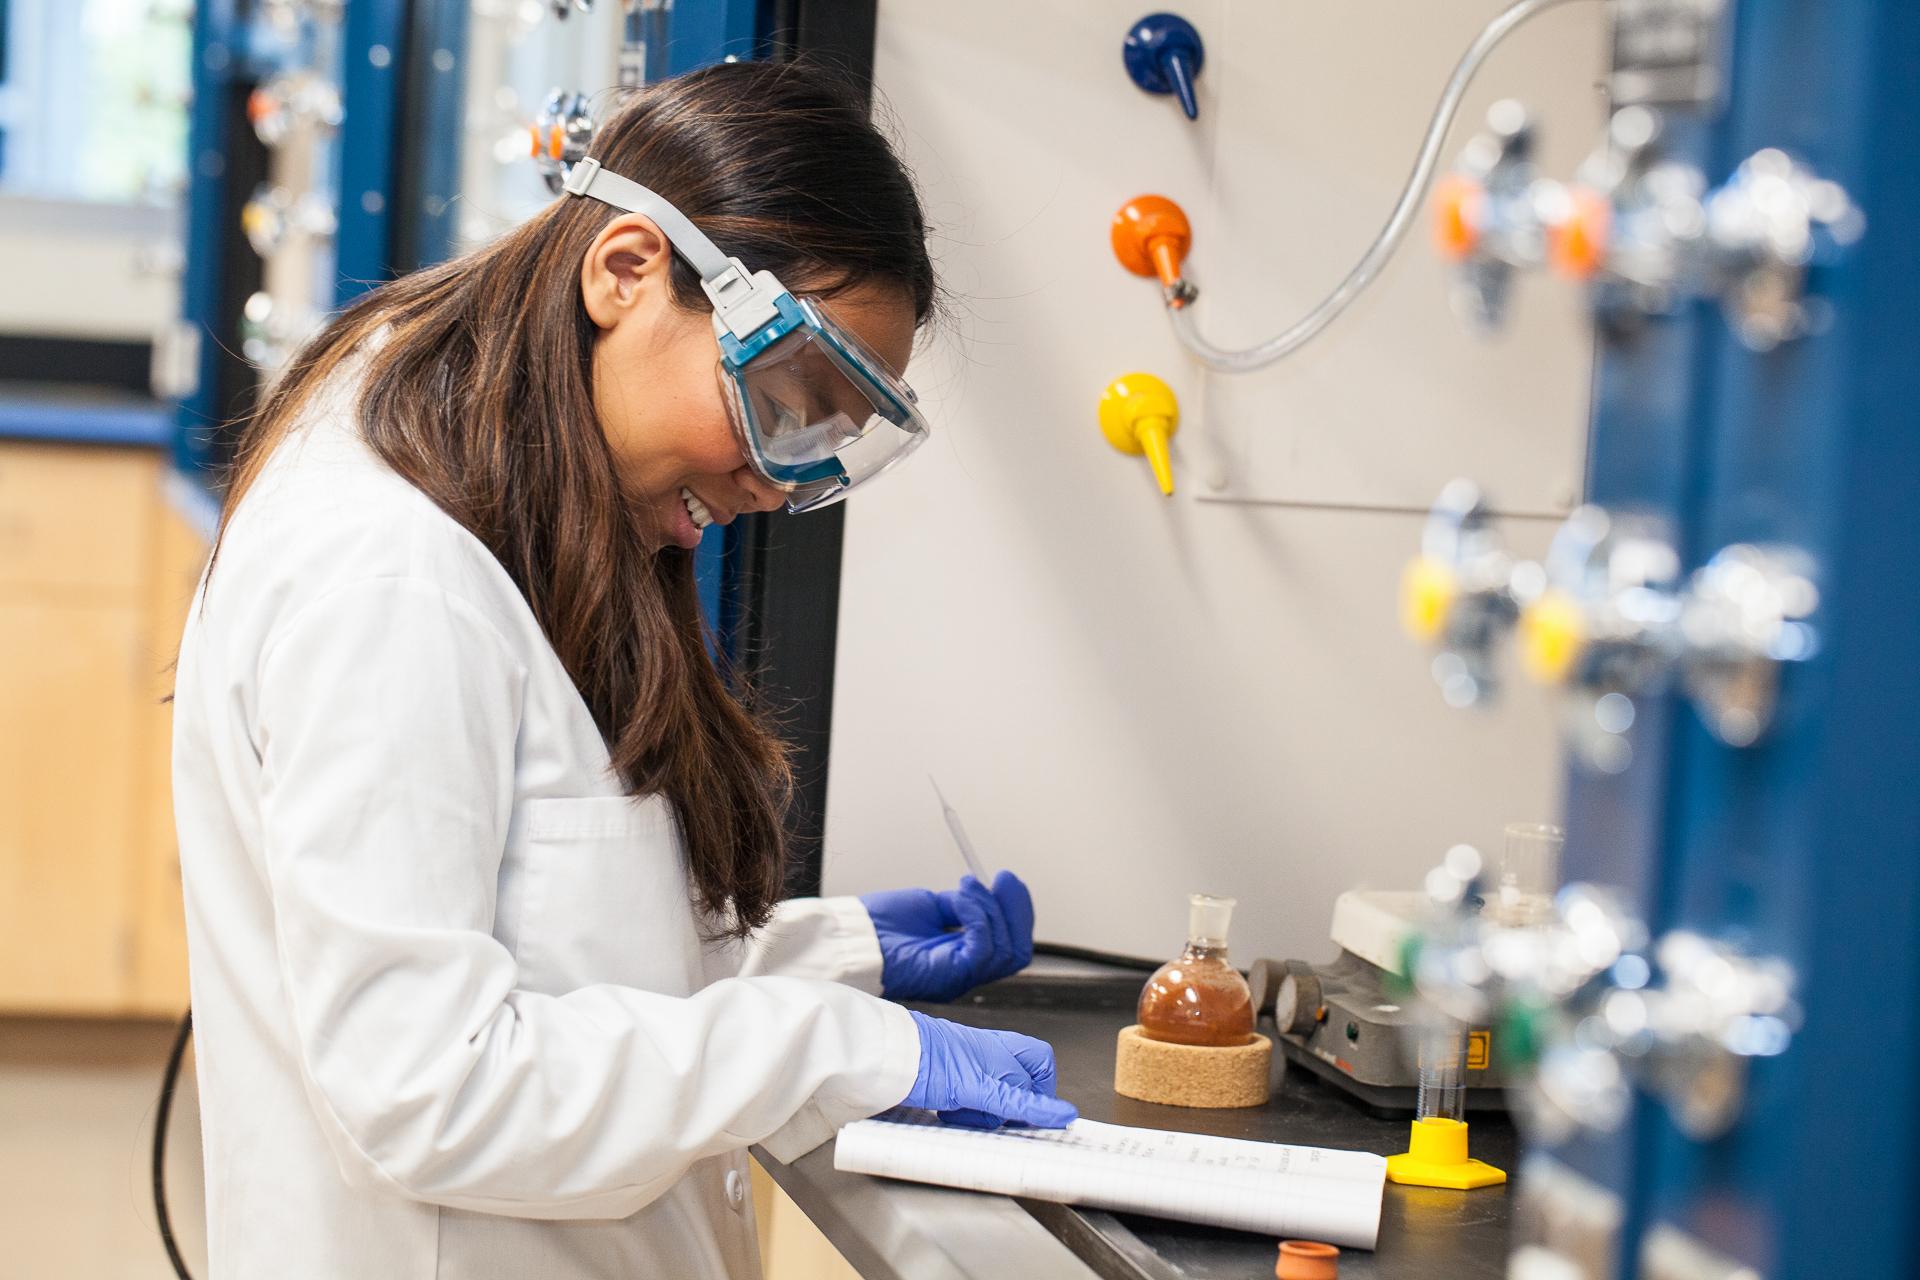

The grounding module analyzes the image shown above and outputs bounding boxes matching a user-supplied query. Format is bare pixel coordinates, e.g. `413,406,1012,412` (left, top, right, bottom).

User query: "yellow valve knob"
1519,589,1587,684
1399,555,1459,643
1098,373,1180,496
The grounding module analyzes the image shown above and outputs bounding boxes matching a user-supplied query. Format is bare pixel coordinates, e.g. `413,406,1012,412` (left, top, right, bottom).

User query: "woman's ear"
580,214,674,331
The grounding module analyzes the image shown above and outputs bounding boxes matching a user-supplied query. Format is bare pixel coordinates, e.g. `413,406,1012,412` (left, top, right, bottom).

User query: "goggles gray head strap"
563,158,782,340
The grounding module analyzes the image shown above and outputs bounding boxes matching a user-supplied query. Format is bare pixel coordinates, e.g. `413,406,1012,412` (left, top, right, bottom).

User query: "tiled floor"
0,1018,206,1280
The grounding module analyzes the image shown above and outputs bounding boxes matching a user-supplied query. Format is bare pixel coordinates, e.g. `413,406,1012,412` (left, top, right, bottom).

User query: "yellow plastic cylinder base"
1384,1118,1507,1190
1098,374,1180,495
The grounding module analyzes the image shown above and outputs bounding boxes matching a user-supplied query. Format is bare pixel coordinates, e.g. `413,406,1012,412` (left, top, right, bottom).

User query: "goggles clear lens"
561,162,930,515
719,299,927,513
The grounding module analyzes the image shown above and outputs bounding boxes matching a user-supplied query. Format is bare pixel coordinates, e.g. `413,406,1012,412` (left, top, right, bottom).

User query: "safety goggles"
564,158,929,513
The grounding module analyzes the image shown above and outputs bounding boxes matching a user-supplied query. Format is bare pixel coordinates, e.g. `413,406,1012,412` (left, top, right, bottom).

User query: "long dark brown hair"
212,60,937,936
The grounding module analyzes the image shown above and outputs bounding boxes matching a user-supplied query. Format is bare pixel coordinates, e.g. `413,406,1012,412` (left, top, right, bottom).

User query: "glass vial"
1491,822,1564,926
1414,1026,1468,1123
1137,894,1255,1047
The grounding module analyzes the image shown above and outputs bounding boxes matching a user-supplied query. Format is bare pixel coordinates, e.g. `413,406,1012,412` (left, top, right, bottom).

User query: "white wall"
822,0,1607,964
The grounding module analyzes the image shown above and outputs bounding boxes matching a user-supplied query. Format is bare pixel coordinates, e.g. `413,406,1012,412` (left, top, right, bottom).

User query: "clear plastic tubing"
1166,0,1603,373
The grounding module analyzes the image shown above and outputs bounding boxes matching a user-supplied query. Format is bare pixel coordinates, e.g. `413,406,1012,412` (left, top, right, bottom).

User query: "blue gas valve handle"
1123,12,1205,121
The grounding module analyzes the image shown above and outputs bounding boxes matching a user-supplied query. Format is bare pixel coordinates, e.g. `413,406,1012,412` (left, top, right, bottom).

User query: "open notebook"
833,1110,1389,1250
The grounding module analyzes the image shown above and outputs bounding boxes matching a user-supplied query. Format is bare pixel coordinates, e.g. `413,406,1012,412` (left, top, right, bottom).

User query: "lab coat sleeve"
730,896,887,993
254,576,920,1219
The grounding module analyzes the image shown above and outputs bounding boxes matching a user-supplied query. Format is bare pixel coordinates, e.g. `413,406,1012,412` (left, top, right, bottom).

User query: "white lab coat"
170,362,920,1279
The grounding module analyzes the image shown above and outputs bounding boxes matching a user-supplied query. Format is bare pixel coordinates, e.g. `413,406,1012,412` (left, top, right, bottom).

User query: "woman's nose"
733,468,788,514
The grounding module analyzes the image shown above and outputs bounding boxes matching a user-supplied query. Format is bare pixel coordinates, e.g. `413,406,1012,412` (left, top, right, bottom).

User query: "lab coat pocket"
508,794,706,998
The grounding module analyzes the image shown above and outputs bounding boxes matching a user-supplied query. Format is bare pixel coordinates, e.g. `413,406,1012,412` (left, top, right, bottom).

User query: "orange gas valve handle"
1431,173,1486,262
1111,195,1193,289
1548,185,1612,280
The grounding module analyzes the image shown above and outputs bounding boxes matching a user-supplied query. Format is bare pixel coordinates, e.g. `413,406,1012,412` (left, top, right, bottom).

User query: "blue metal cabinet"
1558,4,1920,1276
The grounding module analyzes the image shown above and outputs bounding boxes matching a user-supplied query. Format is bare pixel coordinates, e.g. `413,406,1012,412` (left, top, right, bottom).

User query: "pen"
928,776,990,883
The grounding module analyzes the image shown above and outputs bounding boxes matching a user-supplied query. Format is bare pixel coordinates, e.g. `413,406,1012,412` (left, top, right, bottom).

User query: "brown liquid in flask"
1137,894,1255,1047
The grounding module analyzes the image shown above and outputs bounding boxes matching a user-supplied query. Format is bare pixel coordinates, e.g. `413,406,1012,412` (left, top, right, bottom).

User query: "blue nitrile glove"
860,871,1036,1002
903,1010,1078,1130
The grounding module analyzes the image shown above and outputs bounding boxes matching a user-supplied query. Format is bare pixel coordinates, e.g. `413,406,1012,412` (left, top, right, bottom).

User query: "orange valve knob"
1548,185,1612,280
1111,195,1192,291
1431,174,1486,262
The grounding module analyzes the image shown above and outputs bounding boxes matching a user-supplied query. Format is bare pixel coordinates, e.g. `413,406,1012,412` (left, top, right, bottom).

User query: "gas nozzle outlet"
1408,851,1797,1147
1434,103,1863,349
1518,512,1818,766
530,89,596,194
1112,195,1197,309
1431,100,1550,332
1401,480,1535,709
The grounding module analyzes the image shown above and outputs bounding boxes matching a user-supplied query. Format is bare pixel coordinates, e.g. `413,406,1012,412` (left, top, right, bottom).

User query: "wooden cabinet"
133,495,208,1012
0,441,208,1016
0,442,152,594
0,595,145,1010
751,1160,862,1280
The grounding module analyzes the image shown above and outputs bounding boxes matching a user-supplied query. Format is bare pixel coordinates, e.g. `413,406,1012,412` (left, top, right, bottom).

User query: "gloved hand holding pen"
861,871,1036,1002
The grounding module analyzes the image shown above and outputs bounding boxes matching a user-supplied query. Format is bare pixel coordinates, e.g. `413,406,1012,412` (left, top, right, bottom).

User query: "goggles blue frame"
564,158,929,511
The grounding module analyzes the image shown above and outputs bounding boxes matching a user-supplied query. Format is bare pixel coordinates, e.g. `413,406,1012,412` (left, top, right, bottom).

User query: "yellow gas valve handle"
1399,555,1459,644
1518,588,1587,684
1098,373,1180,495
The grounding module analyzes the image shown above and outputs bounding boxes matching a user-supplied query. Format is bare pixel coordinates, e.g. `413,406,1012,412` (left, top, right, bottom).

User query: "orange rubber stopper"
1548,185,1612,280
1276,1239,1340,1280
1111,195,1192,288
548,125,566,160
1431,173,1485,262
528,125,542,158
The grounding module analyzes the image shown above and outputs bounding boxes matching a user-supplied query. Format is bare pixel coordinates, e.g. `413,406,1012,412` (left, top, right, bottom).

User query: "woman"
171,61,1073,1279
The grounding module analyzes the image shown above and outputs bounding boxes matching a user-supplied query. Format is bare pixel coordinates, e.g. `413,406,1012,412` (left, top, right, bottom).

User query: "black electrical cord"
1031,940,1162,972
153,1007,196,1280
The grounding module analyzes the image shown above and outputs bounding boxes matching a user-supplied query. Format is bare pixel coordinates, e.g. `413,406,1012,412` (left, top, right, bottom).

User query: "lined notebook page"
833,1110,1388,1249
